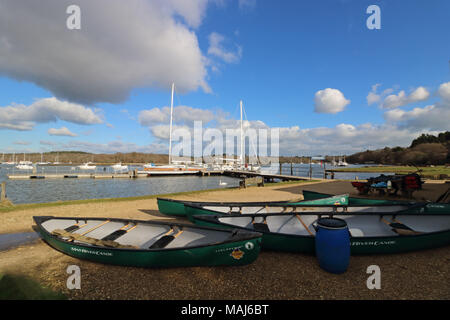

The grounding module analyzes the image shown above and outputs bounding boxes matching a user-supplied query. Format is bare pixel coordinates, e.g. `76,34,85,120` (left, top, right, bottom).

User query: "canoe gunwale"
33,216,262,253
157,197,293,207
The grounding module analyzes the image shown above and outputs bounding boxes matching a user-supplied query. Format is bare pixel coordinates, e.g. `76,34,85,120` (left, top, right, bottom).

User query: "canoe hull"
33,217,262,268
192,215,450,255
161,194,349,219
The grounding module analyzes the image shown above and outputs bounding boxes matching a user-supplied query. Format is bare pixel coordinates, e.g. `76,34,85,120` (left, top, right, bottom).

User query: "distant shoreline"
328,165,450,179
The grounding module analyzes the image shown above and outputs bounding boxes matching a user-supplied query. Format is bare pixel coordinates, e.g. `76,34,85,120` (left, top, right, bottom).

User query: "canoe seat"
253,223,270,233
149,227,184,249
149,235,176,249
349,228,364,237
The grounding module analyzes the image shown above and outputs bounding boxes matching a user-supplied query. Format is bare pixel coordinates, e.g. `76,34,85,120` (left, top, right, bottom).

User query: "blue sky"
1,0,449,156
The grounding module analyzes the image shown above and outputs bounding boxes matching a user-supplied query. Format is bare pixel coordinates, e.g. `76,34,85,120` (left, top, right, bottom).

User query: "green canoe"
33,216,262,268
302,190,417,205
191,208,450,255
185,199,450,222
157,193,349,218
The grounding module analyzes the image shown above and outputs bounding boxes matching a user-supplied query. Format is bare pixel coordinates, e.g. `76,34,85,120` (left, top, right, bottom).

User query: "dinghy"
157,193,349,217
33,216,262,268
191,209,450,254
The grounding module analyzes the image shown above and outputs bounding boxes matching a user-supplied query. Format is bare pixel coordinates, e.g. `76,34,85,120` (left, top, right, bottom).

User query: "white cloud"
0,0,211,104
207,32,242,64
0,97,102,131
367,84,395,106
314,88,350,114
384,103,450,131
48,127,78,137
13,140,31,146
139,105,215,126
438,81,450,102
381,86,430,109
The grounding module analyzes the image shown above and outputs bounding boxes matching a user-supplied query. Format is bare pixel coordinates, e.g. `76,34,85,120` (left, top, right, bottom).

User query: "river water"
0,163,391,205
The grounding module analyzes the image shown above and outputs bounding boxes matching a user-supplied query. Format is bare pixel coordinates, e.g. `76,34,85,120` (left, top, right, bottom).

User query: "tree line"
346,131,450,165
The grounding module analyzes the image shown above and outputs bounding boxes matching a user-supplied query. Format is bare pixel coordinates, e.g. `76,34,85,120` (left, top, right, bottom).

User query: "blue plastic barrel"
315,218,350,274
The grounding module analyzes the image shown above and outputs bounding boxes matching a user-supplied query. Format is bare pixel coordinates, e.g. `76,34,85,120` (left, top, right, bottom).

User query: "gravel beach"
0,180,449,300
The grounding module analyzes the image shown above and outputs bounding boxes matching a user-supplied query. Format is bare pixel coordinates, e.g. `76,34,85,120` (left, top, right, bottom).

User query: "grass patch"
0,179,316,214
330,165,450,177
0,273,66,300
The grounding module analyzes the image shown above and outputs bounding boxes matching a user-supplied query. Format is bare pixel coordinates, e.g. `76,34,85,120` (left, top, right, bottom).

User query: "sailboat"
236,100,262,173
78,162,96,170
38,153,50,165
142,83,201,176
53,152,61,165
111,162,128,172
337,156,348,167
16,153,34,170
19,153,33,165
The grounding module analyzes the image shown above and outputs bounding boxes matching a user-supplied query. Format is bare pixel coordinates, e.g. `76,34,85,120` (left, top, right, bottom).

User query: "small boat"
33,216,262,268
191,208,450,254
15,164,34,170
111,163,128,172
157,194,350,218
78,163,96,170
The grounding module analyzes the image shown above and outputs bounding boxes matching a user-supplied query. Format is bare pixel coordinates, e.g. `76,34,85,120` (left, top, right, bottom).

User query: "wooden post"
323,162,326,179
290,162,293,176
279,162,282,175
1,182,5,201
309,157,312,180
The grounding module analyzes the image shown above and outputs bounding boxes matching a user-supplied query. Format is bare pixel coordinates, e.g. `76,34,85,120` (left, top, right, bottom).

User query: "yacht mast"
168,82,175,165
240,100,244,167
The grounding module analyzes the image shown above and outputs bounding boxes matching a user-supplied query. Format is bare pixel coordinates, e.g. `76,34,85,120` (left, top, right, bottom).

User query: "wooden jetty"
7,169,318,182
222,170,314,182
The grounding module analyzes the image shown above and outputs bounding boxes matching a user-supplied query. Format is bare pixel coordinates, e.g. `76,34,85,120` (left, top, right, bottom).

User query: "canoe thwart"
52,229,138,249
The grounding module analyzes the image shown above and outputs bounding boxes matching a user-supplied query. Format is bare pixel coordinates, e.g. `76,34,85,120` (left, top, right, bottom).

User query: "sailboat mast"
240,100,244,167
168,82,175,165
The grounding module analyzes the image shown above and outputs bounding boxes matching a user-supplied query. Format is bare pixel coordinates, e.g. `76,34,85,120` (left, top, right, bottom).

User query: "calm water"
0,163,392,205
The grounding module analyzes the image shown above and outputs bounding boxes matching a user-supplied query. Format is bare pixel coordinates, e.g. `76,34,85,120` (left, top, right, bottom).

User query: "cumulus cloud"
0,0,211,104
207,32,242,64
13,140,31,146
366,84,394,106
0,97,102,131
48,127,78,137
384,103,450,131
381,87,430,109
139,105,215,127
314,88,350,114
438,82,450,102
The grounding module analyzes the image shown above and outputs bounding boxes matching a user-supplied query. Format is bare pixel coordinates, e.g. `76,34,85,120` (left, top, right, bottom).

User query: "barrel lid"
317,218,347,229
